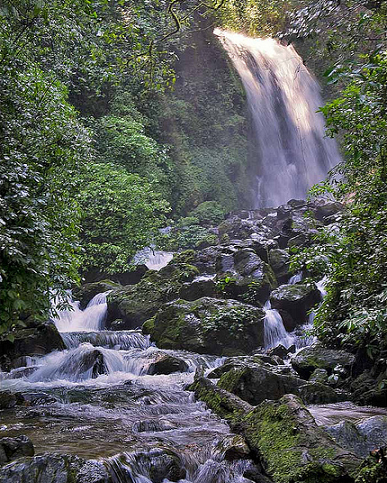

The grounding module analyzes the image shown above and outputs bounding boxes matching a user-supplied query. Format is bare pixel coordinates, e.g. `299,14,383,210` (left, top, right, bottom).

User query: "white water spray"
54,291,110,333
263,300,294,349
214,29,341,208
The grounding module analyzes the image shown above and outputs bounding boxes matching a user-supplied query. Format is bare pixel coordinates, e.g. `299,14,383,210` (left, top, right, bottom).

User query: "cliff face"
156,26,255,214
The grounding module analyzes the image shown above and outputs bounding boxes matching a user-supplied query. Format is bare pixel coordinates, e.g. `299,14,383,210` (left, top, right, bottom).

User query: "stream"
0,294,260,482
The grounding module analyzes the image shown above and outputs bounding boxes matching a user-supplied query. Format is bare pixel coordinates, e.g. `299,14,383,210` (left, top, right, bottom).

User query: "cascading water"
214,29,341,208
54,291,110,332
263,300,294,349
0,292,254,482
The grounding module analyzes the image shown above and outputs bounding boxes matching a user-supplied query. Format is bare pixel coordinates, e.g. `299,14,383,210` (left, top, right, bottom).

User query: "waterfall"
263,301,294,349
54,291,110,333
214,29,341,208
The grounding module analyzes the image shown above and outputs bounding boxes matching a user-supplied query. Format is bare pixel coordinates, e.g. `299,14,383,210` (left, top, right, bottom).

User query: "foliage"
292,49,387,352
188,201,226,226
78,162,170,275
0,65,91,329
215,0,296,36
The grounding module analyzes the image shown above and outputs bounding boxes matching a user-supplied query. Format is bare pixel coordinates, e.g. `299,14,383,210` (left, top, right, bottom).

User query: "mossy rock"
143,297,265,356
291,344,356,380
269,249,290,284
355,446,387,483
106,263,199,330
0,453,110,482
191,378,359,483
270,283,321,326
242,395,360,483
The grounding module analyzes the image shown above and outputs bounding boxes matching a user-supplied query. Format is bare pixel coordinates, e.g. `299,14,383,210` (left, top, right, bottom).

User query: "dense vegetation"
1,0,387,365
289,1,387,355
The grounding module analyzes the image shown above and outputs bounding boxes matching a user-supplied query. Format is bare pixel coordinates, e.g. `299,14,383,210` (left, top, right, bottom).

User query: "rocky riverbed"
1,199,387,482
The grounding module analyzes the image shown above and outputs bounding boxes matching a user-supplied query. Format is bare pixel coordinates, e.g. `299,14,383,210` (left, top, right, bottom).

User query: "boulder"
189,375,253,421
178,277,217,301
148,353,189,375
73,280,120,309
324,416,387,458
268,249,290,284
191,377,360,483
106,263,199,330
0,436,34,465
216,362,348,405
270,283,321,326
291,344,356,380
314,201,344,223
242,395,361,483
0,322,65,371
0,453,111,483
143,297,265,356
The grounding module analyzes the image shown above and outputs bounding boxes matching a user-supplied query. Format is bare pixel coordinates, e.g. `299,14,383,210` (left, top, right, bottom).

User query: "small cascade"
27,343,129,383
263,301,294,349
133,246,174,271
54,291,110,333
214,29,341,208
62,330,150,350
289,272,303,284
293,276,328,350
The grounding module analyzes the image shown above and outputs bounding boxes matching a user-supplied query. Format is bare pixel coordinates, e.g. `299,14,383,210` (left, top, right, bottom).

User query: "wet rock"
324,416,387,458
309,368,329,384
178,277,217,301
217,363,306,405
106,263,199,329
15,392,57,406
132,449,186,483
0,322,64,372
77,460,111,483
132,419,177,432
291,344,356,380
78,349,108,378
215,435,251,461
144,297,265,356
267,344,291,360
270,283,321,326
0,453,90,482
0,391,18,410
242,395,361,483
268,249,290,284
148,353,189,375
189,376,253,421
0,436,34,465
73,280,120,309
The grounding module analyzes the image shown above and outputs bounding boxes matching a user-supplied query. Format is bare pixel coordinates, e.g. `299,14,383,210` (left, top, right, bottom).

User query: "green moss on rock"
144,297,265,355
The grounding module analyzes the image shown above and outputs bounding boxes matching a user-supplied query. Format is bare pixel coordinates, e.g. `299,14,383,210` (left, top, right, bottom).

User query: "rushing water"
0,294,259,482
214,29,341,208
263,300,294,349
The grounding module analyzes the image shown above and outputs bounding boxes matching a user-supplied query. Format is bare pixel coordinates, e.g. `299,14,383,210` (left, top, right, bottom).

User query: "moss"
241,398,357,483
172,250,196,265
189,378,248,423
218,368,248,392
142,317,155,335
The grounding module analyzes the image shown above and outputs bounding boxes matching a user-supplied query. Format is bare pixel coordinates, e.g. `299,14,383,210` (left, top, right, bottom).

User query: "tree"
78,162,170,276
